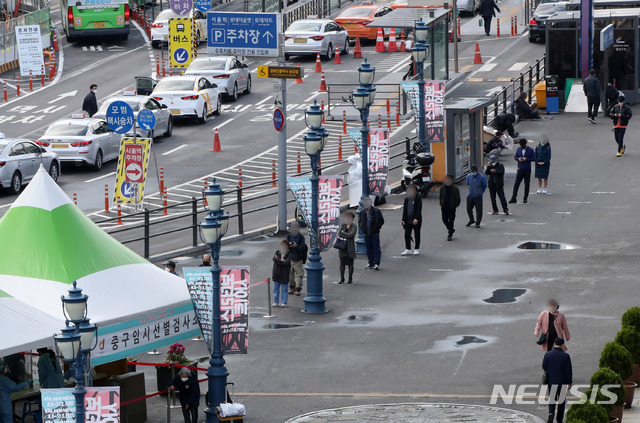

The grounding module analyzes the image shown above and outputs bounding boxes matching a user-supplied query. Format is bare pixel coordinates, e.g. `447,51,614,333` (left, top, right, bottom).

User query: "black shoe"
475,224,481,228
508,198,517,204
466,221,475,227
547,414,554,423
447,234,452,241
523,199,528,204
346,280,353,284
337,280,345,284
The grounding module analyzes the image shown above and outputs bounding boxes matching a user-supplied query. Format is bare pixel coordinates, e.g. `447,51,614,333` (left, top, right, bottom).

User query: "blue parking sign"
195,0,212,12
106,100,134,134
138,109,156,131
207,12,280,57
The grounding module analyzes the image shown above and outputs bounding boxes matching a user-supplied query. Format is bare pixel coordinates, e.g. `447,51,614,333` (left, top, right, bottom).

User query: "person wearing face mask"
286,222,307,296
359,197,384,271
199,254,211,267
535,299,570,352
509,138,536,204
401,185,422,256
170,367,200,423
0,359,29,423
37,348,64,388
272,240,291,307
485,155,509,215
163,261,179,276
535,136,552,194
336,211,357,284
465,165,487,228
609,94,632,157
439,175,461,241
82,84,98,117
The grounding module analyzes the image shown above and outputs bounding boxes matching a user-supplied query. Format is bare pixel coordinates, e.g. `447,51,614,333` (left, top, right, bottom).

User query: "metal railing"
0,7,51,67
485,55,545,126
325,83,410,117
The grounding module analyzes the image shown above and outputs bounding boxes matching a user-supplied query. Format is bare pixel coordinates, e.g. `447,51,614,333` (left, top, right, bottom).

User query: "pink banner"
220,266,250,354
368,129,390,196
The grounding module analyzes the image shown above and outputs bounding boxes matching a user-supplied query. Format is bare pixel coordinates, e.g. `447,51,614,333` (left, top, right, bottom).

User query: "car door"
135,76,158,96
230,58,245,91
19,142,40,181
8,143,29,179
146,98,168,134
323,21,338,47
101,121,120,160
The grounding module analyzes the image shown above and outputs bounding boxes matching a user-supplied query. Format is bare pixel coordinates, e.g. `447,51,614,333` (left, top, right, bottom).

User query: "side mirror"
162,104,168,108
243,63,248,68
340,26,346,31
211,83,218,88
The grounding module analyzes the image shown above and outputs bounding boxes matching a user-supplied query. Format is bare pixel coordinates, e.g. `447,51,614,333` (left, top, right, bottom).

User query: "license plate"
422,176,430,182
93,21,106,28
342,23,355,27
170,110,180,115
163,35,168,40
293,38,307,43
52,144,68,148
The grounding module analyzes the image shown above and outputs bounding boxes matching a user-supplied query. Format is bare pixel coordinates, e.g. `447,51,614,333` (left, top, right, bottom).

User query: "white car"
37,114,121,171
150,75,221,123
284,19,350,61
150,9,207,48
184,56,251,102
0,137,60,194
94,93,173,139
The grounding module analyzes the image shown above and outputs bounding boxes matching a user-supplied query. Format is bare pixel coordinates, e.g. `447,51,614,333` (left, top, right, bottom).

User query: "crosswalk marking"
477,63,497,72
508,62,527,71
82,46,103,52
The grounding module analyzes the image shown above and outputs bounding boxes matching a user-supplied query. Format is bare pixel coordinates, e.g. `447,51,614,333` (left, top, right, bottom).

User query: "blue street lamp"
201,179,230,423
53,281,97,423
412,18,431,151
352,59,376,254
302,100,329,314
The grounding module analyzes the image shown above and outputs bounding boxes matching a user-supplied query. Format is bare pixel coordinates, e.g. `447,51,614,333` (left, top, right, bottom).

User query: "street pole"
277,34,288,233
354,106,369,255
452,1,459,73
417,62,426,150
73,351,87,423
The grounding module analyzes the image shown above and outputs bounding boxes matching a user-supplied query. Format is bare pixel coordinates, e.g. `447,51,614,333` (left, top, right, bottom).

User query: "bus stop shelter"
367,7,450,80
545,9,640,103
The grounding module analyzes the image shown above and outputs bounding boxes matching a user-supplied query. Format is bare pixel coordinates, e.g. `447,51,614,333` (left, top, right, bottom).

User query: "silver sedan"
0,136,60,194
94,94,173,139
184,56,251,102
284,19,350,61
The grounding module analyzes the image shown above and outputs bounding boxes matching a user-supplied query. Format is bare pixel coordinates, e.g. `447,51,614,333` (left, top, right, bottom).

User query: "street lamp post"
53,282,97,423
200,180,230,423
412,19,431,151
302,100,329,314
352,59,376,254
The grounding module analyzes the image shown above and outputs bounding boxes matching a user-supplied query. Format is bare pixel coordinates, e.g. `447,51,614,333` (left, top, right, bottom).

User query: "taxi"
36,114,121,171
334,4,393,40
151,75,221,124
150,9,207,48
284,18,350,61
94,91,173,139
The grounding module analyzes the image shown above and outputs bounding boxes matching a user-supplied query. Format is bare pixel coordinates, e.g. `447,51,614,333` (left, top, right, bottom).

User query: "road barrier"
104,185,109,213
338,135,342,161
16,74,20,97
296,151,301,175
271,160,276,187
326,83,409,118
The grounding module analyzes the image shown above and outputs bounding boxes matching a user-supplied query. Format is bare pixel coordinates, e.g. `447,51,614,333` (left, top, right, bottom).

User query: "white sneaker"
401,249,412,256
536,189,542,194
542,189,548,194
272,303,280,308
280,304,288,308
413,249,420,255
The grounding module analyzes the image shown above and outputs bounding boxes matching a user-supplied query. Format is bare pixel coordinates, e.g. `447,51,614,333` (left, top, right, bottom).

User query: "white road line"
478,63,498,72
132,21,150,44
592,191,615,194
162,144,188,156
256,96,273,106
388,55,412,74
213,118,235,130
304,92,322,102
508,62,527,72
85,171,116,183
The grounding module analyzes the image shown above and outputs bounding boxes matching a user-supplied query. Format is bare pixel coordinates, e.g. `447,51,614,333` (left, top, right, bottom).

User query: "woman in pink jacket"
534,299,570,352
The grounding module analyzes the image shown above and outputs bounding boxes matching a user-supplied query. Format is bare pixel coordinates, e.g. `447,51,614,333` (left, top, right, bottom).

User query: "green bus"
62,0,131,41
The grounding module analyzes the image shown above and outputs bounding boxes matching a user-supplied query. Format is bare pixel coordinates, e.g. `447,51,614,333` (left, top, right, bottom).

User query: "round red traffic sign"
273,108,285,132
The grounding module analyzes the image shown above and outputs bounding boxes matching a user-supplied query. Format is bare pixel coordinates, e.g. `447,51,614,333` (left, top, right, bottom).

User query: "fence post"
502,89,507,114
166,384,171,423
237,187,244,235
536,58,541,82
528,67,533,99
144,208,150,259
326,84,331,117
519,73,524,97
192,197,198,247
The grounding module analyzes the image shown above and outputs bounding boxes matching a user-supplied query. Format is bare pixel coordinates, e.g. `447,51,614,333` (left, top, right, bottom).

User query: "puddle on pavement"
456,336,488,346
518,241,575,250
483,288,527,304
263,324,303,329
347,314,376,324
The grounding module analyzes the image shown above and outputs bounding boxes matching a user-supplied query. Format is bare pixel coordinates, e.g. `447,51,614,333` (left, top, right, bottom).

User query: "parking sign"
106,101,134,134
207,12,280,57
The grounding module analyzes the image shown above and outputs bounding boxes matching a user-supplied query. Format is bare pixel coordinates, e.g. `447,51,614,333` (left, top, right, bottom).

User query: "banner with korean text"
400,81,446,143
287,176,344,251
42,387,120,423
92,303,200,365
368,129,390,196
183,267,214,354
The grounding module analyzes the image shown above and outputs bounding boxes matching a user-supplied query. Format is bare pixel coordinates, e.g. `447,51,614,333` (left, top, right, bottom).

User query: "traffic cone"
319,72,327,92
354,35,363,58
399,29,406,52
295,63,304,83
388,28,397,52
375,28,386,52
473,43,483,64
212,128,223,151
52,32,60,51
314,53,322,73
333,45,342,64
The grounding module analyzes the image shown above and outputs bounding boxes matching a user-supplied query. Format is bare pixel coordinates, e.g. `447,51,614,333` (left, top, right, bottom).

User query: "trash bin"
534,81,547,109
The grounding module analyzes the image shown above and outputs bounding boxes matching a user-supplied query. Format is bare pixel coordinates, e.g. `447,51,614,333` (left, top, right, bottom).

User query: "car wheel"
284,53,290,61
214,96,221,115
121,34,128,41
244,75,252,94
93,149,103,171
198,105,208,124
164,117,173,137
9,172,21,195
323,43,333,61
151,41,159,48
528,36,536,43
342,39,350,55
49,161,60,182
230,83,238,102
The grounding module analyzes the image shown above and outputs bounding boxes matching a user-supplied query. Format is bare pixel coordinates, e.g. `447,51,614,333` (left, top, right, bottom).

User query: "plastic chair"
22,401,42,423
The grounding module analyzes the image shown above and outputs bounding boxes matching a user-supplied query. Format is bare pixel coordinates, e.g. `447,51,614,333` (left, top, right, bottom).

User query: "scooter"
401,139,435,198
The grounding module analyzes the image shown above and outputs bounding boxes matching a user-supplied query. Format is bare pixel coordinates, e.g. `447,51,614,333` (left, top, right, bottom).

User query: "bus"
61,0,130,42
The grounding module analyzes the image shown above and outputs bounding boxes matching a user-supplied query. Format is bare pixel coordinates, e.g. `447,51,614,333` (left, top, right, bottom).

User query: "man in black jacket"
287,222,307,296
514,92,540,120
82,84,98,117
542,338,572,423
495,112,518,137
583,69,601,124
439,175,461,241
359,196,384,270
478,0,500,36
610,94,632,157
401,185,422,256
485,155,509,215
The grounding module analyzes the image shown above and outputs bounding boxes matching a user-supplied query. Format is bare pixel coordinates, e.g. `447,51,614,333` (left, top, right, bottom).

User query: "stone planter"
630,365,640,385
624,381,637,409
609,417,620,423
611,403,624,421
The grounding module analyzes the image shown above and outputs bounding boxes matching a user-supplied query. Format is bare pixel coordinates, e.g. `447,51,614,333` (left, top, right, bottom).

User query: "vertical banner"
368,129,390,196
346,128,362,153
400,81,446,143
113,138,151,207
183,267,214,354
220,266,250,354
42,387,120,422
287,176,344,251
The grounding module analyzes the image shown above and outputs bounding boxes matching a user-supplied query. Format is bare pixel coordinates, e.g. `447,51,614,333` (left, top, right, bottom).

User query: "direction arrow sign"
169,18,194,68
257,65,303,79
124,144,144,183
195,0,212,12
106,100,134,134
174,48,189,64
137,109,156,132
207,12,280,57
48,90,78,104
170,0,191,15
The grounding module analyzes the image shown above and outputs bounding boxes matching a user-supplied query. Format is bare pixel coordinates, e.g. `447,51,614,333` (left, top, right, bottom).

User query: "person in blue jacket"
0,359,29,423
465,165,487,228
509,138,536,204
37,348,64,389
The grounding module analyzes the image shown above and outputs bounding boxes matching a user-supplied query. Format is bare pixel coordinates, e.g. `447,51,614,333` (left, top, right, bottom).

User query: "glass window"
22,142,41,154
145,99,159,110
154,79,196,91
0,142,9,155
286,21,322,32
608,28,635,91
546,28,577,89
337,8,373,18
44,124,89,136
188,59,227,71
10,144,26,156
100,122,112,133
433,18,448,80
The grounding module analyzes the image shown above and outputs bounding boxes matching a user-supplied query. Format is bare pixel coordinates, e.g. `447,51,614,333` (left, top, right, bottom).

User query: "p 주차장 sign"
207,12,280,57
16,25,44,76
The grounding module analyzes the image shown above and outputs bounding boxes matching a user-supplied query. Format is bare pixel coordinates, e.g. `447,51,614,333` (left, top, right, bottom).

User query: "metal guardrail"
325,83,409,117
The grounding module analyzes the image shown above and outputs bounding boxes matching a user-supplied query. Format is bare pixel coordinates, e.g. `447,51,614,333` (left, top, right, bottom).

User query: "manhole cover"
518,241,575,250
264,324,303,329
483,288,527,303
456,335,487,346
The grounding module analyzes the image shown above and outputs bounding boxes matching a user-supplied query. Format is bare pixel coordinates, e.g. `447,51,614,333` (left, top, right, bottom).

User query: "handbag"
542,370,548,385
333,237,347,251
536,332,547,345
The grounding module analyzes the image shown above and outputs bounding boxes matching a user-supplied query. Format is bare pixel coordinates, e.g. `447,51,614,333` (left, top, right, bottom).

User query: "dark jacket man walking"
82,84,98,117
610,94,632,157
439,175,461,241
287,222,307,296
401,184,422,255
478,0,500,36
359,196,384,270
509,138,536,204
485,155,509,215
542,338,573,423
583,69,601,123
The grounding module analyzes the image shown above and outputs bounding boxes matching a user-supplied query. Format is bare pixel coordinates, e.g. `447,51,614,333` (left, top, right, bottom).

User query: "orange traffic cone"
473,43,483,64
314,53,322,73
333,45,342,64
295,63,304,83
388,28,397,52
212,128,223,151
354,35,363,58
52,32,60,51
399,29,406,52
319,72,327,92
375,28,386,52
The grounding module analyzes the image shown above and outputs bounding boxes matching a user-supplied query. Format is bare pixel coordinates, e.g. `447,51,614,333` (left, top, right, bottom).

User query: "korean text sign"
169,18,194,68
16,25,44,77
113,138,151,206
400,81,446,143
42,387,120,423
368,129,389,196
207,12,280,57
183,267,214,354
